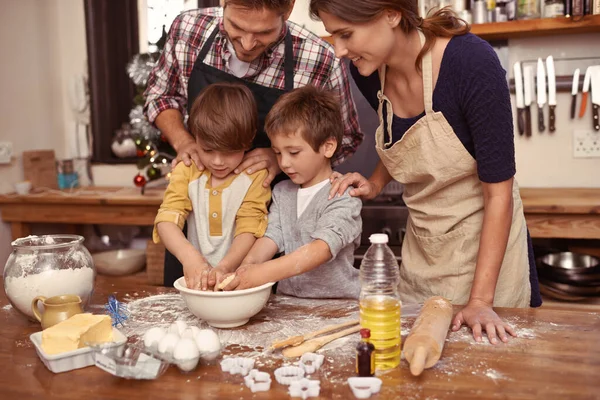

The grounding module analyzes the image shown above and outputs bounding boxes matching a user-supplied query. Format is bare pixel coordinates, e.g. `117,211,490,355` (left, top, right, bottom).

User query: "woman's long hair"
309,1,469,72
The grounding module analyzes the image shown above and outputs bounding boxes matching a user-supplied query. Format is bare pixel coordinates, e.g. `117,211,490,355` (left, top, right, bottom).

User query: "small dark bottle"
356,328,375,377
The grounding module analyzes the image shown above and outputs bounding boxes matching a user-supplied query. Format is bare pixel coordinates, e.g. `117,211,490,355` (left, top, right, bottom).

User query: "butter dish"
30,327,127,373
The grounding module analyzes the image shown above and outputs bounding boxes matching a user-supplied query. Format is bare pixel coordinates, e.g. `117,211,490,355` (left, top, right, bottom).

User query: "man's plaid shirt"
144,8,363,166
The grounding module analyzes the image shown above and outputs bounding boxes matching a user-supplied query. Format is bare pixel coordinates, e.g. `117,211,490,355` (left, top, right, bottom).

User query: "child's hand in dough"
221,264,265,291
210,267,230,291
183,259,211,291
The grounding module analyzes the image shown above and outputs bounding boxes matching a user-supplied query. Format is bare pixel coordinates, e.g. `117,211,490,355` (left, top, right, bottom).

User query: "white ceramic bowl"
92,249,146,276
173,277,274,328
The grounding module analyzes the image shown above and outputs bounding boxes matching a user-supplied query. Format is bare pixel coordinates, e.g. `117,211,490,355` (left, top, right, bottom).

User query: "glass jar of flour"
3,235,96,320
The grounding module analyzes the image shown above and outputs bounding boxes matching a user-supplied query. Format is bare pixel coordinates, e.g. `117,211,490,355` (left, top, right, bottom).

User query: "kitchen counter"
0,186,598,240
1,273,599,399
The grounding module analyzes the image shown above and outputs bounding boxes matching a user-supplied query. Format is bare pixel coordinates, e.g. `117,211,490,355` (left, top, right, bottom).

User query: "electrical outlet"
573,130,600,159
0,141,13,164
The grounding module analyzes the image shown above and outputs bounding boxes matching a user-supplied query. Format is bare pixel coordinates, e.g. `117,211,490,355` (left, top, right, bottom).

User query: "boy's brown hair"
189,82,257,152
264,86,343,156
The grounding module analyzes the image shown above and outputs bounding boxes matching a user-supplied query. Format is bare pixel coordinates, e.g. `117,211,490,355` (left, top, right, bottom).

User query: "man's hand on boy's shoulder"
234,148,281,188
171,137,204,170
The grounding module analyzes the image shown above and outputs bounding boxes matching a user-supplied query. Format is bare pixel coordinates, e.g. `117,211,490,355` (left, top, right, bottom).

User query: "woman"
310,0,541,344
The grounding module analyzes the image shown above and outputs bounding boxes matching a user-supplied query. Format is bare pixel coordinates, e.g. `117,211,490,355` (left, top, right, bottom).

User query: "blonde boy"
220,86,362,298
153,83,271,291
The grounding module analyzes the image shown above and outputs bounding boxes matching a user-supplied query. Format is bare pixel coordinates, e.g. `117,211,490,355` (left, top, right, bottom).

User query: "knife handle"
548,105,556,133
525,107,532,137
517,108,525,136
579,93,588,118
593,104,600,131
538,107,545,132
570,95,577,119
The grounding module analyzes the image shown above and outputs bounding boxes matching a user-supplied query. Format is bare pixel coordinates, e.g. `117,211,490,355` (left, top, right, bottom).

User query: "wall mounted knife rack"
509,55,600,94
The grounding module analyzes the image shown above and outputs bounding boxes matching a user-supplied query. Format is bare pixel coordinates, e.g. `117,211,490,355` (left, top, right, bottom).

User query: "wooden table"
1,274,599,399
1,187,599,240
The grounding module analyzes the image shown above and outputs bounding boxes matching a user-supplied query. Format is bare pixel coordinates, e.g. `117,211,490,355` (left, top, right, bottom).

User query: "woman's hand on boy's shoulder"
235,148,281,188
328,171,379,200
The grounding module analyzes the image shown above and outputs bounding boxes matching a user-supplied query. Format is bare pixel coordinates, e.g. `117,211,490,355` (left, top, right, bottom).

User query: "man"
144,0,362,286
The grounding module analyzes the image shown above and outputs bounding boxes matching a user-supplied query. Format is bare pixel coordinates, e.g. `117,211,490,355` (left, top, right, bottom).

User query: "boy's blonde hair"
264,86,343,156
189,82,257,151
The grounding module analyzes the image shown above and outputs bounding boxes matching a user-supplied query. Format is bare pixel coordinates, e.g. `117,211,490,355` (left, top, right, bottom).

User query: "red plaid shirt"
144,8,362,165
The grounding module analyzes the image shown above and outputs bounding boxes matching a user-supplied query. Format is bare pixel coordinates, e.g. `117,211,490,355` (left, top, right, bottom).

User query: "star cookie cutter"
274,365,305,385
220,357,255,376
299,352,325,374
243,369,272,393
347,377,383,399
288,378,321,399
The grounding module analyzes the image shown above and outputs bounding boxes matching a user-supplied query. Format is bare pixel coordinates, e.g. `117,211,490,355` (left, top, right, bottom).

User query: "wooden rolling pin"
403,296,453,376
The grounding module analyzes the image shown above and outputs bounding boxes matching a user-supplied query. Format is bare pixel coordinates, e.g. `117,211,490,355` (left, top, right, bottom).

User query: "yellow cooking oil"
359,295,401,370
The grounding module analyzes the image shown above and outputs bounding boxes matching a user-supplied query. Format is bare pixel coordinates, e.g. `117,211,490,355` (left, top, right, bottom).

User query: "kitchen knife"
570,68,580,120
523,65,534,137
546,56,556,133
536,58,546,133
513,62,525,136
591,67,600,131
580,66,592,119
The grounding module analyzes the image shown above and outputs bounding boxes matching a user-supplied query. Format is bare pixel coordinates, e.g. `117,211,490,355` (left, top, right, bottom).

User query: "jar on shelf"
3,235,96,320
543,0,564,17
517,0,540,19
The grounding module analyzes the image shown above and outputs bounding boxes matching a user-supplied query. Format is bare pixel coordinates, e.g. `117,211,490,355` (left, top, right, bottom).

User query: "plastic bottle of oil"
359,233,401,371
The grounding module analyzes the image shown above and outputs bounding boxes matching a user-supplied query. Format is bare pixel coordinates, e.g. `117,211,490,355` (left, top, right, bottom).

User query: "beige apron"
375,31,531,307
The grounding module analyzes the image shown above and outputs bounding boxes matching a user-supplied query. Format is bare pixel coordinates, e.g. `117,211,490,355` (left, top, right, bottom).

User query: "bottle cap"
360,328,371,339
369,233,389,244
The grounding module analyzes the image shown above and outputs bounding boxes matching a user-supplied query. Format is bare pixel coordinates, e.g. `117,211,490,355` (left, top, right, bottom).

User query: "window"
85,0,219,164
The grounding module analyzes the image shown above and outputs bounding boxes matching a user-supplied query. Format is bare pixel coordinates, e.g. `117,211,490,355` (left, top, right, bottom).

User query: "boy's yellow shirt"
153,162,270,265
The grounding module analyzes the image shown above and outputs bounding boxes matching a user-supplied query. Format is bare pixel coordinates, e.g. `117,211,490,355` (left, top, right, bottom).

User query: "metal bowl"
539,252,600,274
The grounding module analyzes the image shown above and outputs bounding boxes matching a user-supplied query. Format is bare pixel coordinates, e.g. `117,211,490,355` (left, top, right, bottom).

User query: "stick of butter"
41,313,113,355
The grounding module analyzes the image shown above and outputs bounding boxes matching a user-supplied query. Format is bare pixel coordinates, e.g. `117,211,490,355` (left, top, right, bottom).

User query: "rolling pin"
403,296,453,376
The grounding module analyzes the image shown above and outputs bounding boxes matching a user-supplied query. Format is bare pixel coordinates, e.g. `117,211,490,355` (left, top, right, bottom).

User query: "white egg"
181,326,201,339
195,329,221,361
168,320,188,336
143,327,167,349
173,338,201,372
158,333,180,356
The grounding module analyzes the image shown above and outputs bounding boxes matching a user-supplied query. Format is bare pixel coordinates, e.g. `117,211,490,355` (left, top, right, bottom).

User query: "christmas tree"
119,26,175,189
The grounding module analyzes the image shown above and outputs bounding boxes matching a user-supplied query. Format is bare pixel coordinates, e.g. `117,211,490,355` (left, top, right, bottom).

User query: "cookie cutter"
243,369,272,393
347,377,383,399
220,357,255,376
274,365,305,385
289,378,321,399
299,352,325,374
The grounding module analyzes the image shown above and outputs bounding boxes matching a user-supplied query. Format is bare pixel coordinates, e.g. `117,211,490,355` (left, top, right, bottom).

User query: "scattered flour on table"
2,304,12,311
123,293,363,383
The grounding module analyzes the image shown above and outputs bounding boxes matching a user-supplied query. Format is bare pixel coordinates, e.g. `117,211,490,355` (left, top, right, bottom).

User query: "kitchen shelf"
320,15,600,43
471,15,600,41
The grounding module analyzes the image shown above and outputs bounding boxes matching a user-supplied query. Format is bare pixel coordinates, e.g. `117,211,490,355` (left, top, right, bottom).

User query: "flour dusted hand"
183,261,211,291
220,265,265,291
451,299,516,344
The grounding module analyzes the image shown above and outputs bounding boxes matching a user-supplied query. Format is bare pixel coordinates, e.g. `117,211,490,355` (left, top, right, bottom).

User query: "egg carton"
89,343,170,380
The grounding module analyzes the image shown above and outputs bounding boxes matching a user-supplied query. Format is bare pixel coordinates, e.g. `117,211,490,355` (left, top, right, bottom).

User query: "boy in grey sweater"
219,86,362,298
